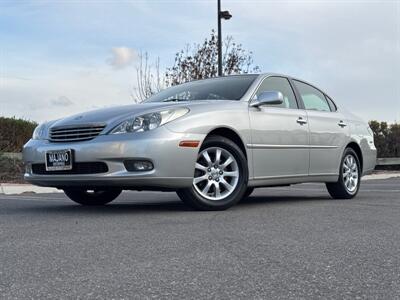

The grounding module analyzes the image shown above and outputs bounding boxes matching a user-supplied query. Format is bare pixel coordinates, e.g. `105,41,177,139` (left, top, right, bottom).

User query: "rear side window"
254,77,298,109
293,80,331,112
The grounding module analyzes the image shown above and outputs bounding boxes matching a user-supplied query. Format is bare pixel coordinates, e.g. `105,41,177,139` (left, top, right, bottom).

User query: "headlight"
110,107,189,134
32,123,48,140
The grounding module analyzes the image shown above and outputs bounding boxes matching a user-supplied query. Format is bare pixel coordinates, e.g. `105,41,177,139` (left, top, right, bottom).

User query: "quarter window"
293,80,331,112
254,77,298,109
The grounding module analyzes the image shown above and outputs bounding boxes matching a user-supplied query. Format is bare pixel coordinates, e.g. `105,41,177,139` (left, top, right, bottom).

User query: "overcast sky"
0,0,399,123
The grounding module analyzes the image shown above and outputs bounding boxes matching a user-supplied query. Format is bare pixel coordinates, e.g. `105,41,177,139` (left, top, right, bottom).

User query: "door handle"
338,120,347,127
296,117,307,125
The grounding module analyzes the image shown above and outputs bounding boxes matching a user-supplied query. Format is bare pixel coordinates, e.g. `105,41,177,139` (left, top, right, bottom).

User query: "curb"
0,183,62,195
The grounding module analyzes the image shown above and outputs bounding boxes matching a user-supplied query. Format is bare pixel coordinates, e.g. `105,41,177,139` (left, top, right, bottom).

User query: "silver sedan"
23,73,377,210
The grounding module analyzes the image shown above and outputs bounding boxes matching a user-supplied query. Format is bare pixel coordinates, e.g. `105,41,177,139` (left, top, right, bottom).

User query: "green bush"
369,121,400,158
0,117,37,152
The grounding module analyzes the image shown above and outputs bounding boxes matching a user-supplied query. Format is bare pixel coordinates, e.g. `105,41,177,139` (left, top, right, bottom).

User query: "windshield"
145,75,258,103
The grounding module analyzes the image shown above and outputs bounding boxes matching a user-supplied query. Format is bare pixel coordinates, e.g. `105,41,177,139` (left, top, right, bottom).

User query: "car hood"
49,100,239,131
50,102,195,129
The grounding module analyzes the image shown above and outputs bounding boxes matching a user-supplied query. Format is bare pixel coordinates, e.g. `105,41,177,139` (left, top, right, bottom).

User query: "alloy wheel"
193,147,240,201
342,154,359,194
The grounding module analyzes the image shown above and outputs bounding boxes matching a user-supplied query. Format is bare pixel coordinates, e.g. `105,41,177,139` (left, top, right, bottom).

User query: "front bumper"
23,127,204,189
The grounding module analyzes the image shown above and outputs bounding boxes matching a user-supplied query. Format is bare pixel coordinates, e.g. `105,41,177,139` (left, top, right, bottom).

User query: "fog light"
25,163,32,174
124,160,154,172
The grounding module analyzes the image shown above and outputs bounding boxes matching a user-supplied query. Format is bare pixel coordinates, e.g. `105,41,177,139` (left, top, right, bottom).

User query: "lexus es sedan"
23,73,376,210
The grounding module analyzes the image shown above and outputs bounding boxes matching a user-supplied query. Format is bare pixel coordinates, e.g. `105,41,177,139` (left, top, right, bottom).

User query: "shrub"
369,121,400,158
0,117,37,152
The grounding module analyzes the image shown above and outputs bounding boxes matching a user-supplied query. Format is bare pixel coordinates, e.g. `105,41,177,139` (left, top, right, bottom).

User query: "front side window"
145,75,258,102
293,80,331,112
253,77,298,109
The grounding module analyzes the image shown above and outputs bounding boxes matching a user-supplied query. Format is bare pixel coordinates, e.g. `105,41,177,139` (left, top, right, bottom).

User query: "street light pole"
217,0,222,77
217,0,232,77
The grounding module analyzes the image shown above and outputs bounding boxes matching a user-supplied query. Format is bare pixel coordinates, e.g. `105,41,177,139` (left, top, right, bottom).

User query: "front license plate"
45,149,73,171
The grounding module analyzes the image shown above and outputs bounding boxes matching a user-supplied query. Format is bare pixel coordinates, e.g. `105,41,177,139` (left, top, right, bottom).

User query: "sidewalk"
1,172,399,195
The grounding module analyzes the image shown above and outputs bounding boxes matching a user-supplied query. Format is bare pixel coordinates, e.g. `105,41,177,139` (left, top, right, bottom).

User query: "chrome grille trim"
49,124,106,142
51,131,104,137
50,127,105,135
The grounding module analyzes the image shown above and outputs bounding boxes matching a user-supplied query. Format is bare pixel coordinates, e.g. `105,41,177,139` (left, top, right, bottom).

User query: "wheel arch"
346,141,363,173
204,127,248,159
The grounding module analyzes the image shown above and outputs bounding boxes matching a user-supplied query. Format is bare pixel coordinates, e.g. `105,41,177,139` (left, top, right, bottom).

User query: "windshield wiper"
162,98,188,102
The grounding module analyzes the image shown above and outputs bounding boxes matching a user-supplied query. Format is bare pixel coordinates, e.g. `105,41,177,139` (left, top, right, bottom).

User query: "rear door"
291,79,349,176
248,76,309,179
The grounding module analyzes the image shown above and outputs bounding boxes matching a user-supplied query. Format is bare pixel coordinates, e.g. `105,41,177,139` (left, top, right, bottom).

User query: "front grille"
32,162,108,175
49,124,106,142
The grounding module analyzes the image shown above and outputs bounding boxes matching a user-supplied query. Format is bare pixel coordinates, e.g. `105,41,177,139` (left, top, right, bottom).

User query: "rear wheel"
64,188,122,206
243,187,255,199
177,135,248,211
326,148,361,199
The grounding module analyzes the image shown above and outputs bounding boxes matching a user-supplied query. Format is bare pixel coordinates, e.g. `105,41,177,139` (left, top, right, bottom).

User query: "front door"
248,76,310,179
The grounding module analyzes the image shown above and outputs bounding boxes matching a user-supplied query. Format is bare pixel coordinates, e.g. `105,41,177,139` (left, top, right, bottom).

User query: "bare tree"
132,52,163,102
133,30,260,101
165,30,260,86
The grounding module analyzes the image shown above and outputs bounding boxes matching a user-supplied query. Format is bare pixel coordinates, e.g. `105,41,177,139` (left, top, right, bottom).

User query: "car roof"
247,73,331,98
226,73,319,86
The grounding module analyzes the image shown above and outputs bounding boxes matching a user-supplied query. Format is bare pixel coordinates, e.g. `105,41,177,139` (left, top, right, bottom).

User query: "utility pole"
217,0,232,76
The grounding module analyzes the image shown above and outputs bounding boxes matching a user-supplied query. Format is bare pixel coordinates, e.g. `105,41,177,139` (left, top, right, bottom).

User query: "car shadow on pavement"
4,193,333,216
239,194,332,207
4,197,196,215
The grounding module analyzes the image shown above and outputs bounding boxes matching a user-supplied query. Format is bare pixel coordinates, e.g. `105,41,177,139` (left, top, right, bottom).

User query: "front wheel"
326,148,361,199
177,135,248,211
64,188,122,206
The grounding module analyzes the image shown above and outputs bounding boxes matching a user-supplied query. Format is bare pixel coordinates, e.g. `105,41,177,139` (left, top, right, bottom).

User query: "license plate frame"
45,149,73,171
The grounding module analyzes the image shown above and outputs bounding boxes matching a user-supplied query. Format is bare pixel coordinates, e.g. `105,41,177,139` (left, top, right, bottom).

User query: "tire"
243,187,255,199
326,148,361,199
64,188,122,206
177,135,248,211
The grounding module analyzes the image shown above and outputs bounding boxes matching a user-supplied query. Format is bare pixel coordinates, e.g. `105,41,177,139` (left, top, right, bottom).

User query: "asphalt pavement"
1,178,399,299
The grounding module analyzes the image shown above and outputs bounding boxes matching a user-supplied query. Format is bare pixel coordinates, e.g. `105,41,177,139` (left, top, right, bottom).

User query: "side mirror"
250,91,284,108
